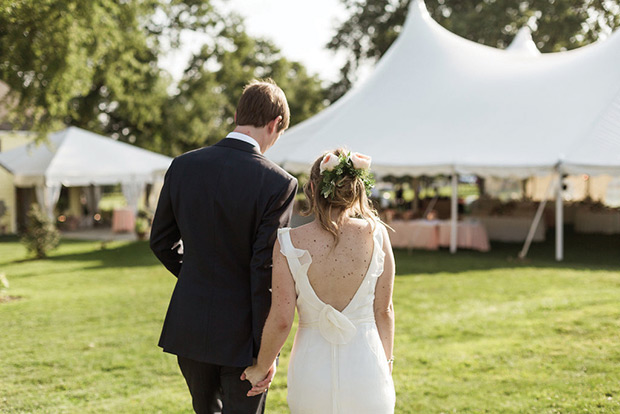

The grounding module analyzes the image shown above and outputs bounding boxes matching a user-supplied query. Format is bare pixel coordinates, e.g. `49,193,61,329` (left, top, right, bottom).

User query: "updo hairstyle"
302,148,378,245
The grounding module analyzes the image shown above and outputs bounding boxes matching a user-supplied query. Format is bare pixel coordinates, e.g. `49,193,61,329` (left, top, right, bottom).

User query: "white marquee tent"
0,126,172,219
267,0,620,260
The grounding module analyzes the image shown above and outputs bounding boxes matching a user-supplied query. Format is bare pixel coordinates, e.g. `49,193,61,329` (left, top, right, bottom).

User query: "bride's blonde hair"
302,148,379,245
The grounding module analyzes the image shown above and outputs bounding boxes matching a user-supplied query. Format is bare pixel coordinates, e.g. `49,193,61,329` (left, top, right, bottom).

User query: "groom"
150,79,297,414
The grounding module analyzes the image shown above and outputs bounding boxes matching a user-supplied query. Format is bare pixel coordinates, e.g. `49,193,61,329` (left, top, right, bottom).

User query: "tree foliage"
21,204,60,259
0,0,215,140
327,0,620,101
0,1,326,156
159,15,327,155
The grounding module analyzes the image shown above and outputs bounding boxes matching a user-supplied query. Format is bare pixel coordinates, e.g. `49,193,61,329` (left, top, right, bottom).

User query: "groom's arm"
150,161,183,277
250,177,297,351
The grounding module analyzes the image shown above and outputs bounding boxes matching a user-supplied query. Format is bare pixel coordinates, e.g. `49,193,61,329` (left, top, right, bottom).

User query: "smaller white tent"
0,126,172,218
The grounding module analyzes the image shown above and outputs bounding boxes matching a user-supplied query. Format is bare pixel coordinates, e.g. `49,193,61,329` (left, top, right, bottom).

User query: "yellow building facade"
0,132,34,234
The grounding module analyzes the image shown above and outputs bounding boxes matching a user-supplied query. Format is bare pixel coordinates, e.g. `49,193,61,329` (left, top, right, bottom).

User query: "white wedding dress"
277,224,395,414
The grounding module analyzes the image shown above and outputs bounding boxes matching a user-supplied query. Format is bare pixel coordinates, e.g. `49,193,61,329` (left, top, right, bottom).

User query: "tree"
0,2,327,156
159,15,327,155
20,204,60,259
327,0,620,101
0,0,217,145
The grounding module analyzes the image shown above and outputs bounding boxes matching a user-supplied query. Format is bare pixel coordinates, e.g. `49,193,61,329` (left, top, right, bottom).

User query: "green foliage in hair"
320,152,375,199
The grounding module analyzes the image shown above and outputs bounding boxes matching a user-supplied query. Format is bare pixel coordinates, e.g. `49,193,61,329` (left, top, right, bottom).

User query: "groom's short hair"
236,79,290,132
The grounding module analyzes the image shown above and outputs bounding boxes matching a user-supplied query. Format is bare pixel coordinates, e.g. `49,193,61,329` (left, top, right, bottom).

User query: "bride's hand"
241,364,266,388
241,360,277,397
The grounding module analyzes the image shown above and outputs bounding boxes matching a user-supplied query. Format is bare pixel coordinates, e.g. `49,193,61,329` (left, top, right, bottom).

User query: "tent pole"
450,173,458,254
556,175,564,261
412,177,420,216
519,175,557,259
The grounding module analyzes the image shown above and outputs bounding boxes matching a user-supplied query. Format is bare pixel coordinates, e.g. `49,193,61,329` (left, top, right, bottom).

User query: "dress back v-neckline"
279,226,379,314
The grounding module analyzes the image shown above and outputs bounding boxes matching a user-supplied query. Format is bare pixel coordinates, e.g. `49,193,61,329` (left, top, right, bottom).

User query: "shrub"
21,204,60,259
0,273,8,295
0,200,7,234
135,216,149,239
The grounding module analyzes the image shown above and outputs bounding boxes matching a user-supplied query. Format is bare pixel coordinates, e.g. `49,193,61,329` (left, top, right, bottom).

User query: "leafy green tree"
0,2,327,156
327,0,620,101
0,0,216,146
159,16,327,155
21,204,60,259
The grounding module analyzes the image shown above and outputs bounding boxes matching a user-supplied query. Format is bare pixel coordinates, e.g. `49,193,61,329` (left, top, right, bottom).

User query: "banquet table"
389,219,490,251
475,216,545,242
574,210,620,234
112,208,135,233
389,220,440,250
437,221,490,252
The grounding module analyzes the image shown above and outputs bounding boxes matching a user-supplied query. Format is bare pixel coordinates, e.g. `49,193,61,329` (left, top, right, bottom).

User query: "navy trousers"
177,356,267,414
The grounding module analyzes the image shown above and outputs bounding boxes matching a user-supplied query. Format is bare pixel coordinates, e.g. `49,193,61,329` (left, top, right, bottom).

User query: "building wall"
0,131,33,234
0,167,16,234
68,187,83,217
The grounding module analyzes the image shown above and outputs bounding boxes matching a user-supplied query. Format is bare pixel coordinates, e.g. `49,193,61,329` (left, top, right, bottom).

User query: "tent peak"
506,26,541,56
406,0,431,23
403,0,616,58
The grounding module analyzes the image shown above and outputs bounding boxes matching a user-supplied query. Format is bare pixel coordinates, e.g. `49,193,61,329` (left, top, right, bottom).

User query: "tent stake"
519,175,558,259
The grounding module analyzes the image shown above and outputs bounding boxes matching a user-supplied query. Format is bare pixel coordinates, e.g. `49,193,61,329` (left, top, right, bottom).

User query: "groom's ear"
267,116,282,134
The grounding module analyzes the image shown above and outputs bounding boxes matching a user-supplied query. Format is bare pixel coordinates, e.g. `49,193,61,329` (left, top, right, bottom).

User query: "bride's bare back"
289,218,375,312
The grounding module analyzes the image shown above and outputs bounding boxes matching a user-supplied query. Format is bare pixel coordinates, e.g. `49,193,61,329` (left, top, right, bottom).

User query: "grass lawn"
0,229,619,413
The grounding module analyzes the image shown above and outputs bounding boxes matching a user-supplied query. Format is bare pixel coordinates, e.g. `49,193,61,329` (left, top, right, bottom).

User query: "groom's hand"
246,361,276,397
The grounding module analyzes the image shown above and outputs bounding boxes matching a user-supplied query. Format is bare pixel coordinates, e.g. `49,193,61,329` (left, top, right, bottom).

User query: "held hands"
241,360,277,397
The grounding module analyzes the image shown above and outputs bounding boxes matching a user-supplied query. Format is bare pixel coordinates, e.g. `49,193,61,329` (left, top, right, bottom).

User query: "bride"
243,148,396,413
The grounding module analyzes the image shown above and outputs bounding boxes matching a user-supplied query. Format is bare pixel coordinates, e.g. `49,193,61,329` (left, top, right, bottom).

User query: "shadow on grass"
4,228,618,274
47,240,160,269
1,236,158,269
0,295,23,304
395,227,620,276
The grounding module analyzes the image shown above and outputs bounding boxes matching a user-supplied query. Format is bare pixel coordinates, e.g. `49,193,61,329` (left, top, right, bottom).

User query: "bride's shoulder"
352,218,390,244
349,217,382,233
288,222,317,240
288,221,326,249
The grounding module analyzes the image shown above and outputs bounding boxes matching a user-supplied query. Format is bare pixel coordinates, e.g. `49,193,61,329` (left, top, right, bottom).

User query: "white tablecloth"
475,216,545,242
574,210,620,234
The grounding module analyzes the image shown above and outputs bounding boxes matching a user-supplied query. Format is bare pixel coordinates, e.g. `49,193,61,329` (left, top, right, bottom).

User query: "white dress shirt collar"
226,132,261,151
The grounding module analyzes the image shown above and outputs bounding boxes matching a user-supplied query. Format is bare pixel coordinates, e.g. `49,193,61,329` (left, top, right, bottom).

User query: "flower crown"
319,151,375,199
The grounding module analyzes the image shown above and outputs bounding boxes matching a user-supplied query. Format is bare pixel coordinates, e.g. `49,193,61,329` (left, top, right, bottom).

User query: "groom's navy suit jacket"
150,138,297,367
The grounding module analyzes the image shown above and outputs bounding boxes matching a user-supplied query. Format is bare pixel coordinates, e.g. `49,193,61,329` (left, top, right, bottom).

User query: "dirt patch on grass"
0,295,22,304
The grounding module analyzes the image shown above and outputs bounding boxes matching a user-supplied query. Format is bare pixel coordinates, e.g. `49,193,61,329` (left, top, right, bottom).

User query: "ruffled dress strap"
277,228,312,284
371,221,386,279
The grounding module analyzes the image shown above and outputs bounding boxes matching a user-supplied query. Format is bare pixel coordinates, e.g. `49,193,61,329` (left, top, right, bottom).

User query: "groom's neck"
233,125,269,154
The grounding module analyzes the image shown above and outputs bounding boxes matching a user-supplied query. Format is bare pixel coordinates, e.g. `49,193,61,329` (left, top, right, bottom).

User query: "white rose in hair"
351,152,372,170
320,152,340,173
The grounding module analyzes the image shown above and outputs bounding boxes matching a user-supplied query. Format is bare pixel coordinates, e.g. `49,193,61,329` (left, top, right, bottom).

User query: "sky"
159,0,350,83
